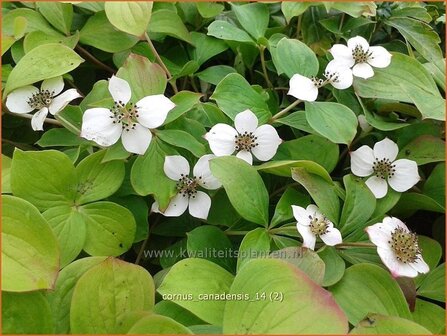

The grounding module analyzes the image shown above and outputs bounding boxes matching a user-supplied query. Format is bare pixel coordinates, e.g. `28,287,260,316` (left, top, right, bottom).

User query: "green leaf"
318,247,346,287
111,195,149,243
207,189,241,227
55,105,83,135
397,135,445,165
392,192,445,217
4,43,83,95
210,73,271,123
11,149,77,210
223,258,348,334
292,168,340,224
196,2,224,18
424,162,445,206
329,2,376,17
13,16,28,40
270,187,310,228
386,17,443,64
354,53,445,121
36,128,85,147
269,247,326,285
411,298,446,334
274,110,315,134
131,138,177,209
281,2,312,23
164,91,203,124
158,258,234,325
232,3,269,40
237,228,271,272
43,205,86,268
191,32,228,66
79,201,136,257
210,156,269,225
339,174,376,235
329,263,412,325
257,159,333,182
274,134,339,173
305,102,358,145
196,65,237,85
154,301,204,326
47,256,107,334
127,314,193,334
80,11,139,52
417,263,445,302
350,313,431,334
36,2,73,35
105,2,153,37
148,9,193,44
2,155,12,194
116,53,167,101
3,8,62,37
156,129,206,157
2,195,59,291
187,225,235,272
75,150,125,204
70,258,155,334
424,58,445,91
2,291,54,334
207,20,254,44
271,37,319,78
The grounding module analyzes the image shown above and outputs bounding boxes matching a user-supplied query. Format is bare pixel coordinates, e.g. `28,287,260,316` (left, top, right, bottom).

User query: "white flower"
292,204,342,250
329,35,392,79
350,138,420,199
366,216,429,278
204,109,282,165
288,61,353,102
80,76,175,155
5,76,81,131
151,154,221,220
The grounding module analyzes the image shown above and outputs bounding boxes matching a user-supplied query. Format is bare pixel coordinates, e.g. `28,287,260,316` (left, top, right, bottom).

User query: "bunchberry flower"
292,204,342,250
350,138,420,199
204,109,282,165
5,76,81,131
329,36,392,79
151,154,221,220
366,216,429,278
80,76,175,155
288,61,353,102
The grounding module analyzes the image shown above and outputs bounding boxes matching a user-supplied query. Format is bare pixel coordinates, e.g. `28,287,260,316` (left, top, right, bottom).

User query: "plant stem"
259,45,273,89
75,45,115,74
4,108,62,127
296,15,302,39
335,242,375,249
270,99,301,122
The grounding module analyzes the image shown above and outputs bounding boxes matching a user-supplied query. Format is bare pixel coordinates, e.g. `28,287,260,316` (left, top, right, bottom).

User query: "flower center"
311,77,325,88
373,158,396,179
177,175,199,198
309,215,330,236
234,131,258,152
352,45,373,64
109,100,140,131
27,90,55,109
323,71,340,84
389,227,420,263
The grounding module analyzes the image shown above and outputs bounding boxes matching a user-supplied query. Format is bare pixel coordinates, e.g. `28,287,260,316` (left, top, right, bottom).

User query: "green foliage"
2,1,445,334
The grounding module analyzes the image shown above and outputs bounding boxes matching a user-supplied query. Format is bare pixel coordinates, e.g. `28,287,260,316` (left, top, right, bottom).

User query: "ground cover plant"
1,1,446,334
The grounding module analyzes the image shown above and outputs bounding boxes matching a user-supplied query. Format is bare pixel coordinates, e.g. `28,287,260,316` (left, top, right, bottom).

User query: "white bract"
80,76,175,155
292,204,342,250
288,61,353,102
5,76,81,131
350,138,420,199
152,154,221,220
366,216,429,278
204,109,282,165
330,35,392,79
